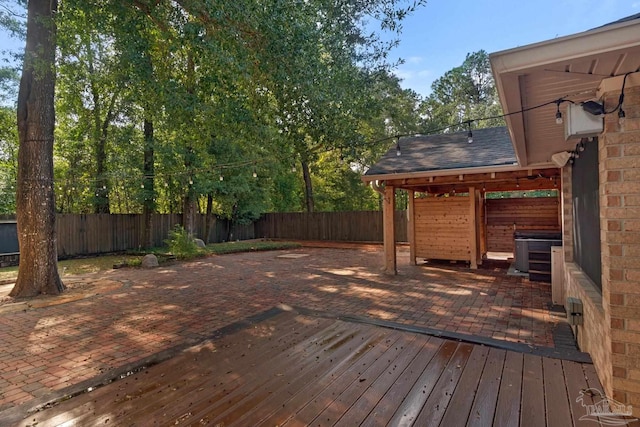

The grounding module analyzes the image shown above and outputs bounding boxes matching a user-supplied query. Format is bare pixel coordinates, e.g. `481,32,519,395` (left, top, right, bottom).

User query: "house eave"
490,17,640,75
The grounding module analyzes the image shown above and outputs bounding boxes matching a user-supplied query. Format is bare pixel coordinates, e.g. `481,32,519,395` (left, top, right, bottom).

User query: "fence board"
254,211,406,243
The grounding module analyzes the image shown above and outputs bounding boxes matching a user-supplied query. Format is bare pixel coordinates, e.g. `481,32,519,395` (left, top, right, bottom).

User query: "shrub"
164,225,203,260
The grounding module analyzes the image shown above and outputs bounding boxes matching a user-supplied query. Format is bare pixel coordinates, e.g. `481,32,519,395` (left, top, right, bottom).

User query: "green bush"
164,225,203,260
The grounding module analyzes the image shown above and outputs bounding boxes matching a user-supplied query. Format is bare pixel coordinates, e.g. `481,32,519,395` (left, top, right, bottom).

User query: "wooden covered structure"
363,126,560,274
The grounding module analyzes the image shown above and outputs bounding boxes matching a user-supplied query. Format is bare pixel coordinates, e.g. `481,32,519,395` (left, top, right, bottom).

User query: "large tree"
420,50,504,132
11,0,64,297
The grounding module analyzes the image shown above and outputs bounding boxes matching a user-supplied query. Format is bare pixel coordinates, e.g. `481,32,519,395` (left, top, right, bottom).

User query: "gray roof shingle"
364,126,517,177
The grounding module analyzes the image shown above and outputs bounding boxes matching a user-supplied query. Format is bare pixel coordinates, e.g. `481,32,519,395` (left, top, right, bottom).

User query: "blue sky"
387,0,640,97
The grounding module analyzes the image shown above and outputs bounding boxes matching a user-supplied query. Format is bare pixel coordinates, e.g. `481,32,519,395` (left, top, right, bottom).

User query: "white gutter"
490,17,640,75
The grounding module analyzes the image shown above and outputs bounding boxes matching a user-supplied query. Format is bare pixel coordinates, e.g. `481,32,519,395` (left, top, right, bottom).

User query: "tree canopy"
0,0,509,297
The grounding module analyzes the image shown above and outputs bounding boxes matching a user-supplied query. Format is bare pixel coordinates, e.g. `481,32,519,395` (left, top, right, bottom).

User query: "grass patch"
0,240,300,281
0,255,143,282
206,240,301,255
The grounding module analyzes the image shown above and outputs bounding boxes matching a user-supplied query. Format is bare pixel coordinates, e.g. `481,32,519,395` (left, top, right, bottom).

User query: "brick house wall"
561,78,640,416
601,81,640,412
562,153,613,401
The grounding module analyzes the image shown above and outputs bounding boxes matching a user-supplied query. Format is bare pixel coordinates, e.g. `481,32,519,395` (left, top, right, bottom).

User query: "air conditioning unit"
565,103,603,140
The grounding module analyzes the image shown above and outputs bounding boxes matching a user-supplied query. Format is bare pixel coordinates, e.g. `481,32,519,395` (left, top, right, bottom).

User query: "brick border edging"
288,305,593,364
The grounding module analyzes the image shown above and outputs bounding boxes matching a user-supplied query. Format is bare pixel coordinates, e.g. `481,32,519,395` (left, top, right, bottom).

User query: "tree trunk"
93,92,117,214
142,118,155,248
11,0,64,297
205,192,214,244
301,159,314,213
182,53,196,236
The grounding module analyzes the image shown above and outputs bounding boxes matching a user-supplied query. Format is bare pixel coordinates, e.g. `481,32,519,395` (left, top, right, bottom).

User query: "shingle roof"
364,126,517,177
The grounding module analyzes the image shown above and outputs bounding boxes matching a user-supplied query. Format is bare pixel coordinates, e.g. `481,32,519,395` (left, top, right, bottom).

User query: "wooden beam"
385,168,560,190
469,187,478,270
408,190,416,265
383,185,397,274
479,192,487,259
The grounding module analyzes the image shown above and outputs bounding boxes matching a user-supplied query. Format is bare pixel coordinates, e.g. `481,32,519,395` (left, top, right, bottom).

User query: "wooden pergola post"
407,190,416,265
383,184,397,274
469,186,478,269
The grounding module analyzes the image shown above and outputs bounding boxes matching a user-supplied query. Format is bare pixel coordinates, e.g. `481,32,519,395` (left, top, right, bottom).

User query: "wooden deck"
13,309,639,427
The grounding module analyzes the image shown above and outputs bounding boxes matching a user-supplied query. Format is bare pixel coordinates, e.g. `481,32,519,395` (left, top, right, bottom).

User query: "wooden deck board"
15,309,639,427
438,344,490,427
521,353,547,427
562,360,603,427
412,342,474,427
254,328,393,426
467,347,507,426
544,357,573,427
311,334,420,426
231,325,383,426
332,334,429,427
494,351,524,427
359,336,443,427
283,330,406,426
386,339,459,426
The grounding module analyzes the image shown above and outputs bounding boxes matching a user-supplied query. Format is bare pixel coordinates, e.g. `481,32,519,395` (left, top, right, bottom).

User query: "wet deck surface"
11,309,638,427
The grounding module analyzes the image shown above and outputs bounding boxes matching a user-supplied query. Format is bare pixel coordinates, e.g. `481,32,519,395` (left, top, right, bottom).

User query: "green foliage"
419,50,504,132
486,190,559,199
164,225,203,259
6,0,428,220
206,240,301,255
0,106,16,213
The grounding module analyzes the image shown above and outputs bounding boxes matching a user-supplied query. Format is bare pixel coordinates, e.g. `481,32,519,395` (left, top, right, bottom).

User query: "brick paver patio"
0,246,564,413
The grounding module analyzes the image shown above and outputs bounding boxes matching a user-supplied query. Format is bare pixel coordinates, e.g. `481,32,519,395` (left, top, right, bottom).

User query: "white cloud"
405,56,424,65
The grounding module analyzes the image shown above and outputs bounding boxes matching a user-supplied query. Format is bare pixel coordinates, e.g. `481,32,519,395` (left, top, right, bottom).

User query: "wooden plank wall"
485,197,560,252
414,196,471,261
254,211,408,242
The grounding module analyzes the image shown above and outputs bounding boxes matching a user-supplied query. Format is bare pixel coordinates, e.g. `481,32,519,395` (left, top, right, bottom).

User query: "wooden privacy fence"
485,197,560,252
254,211,408,242
1,211,407,259
55,214,254,258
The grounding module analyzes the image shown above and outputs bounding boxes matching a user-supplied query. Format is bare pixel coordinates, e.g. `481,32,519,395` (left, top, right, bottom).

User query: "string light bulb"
466,121,473,144
396,140,401,156
618,108,626,125
555,100,563,125
219,175,224,181
252,169,258,178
